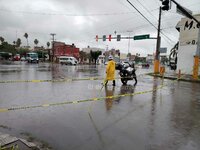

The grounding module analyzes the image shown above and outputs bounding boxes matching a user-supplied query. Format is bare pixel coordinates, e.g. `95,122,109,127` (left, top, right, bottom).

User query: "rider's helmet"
108,55,113,60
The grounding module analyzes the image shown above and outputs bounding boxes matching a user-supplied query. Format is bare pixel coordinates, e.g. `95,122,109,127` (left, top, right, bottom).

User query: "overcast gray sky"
0,0,200,56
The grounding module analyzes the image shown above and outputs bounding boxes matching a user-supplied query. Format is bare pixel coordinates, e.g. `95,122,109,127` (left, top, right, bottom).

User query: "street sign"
160,47,167,53
133,34,150,40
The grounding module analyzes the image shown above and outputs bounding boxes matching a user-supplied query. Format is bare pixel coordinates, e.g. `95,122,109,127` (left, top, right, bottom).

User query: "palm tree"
46,42,50,48
127,53,131,60
46,42,51,62
16,38,21,47
34,39,39,46
24,33,29,47
13,41,16,45
0,36,5,44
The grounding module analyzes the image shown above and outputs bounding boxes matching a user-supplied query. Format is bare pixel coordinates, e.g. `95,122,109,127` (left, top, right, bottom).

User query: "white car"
20,57,26,61
59,56,78,65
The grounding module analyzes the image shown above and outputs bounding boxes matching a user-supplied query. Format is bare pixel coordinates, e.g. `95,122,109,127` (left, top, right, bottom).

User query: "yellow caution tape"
0,73,182,113
0,83,165,113
0,109,8,112
42,104,50,107
0,73,145,84
32,80,41,82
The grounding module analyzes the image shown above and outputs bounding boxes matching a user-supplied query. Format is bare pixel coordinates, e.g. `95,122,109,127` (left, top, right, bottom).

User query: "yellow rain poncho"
106,60,116,81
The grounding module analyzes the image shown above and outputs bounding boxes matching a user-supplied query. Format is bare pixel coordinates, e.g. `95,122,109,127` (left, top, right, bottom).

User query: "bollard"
193,56,199,80
154,60,160,74
160,66,165,76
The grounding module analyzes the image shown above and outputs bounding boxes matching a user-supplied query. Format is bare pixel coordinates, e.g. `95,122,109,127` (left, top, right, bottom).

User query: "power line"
126,0,175,45
0,9,137,16
135,0,158,21
127,0,158,31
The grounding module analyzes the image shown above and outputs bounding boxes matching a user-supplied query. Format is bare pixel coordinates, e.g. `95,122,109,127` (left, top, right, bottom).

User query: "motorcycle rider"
105,55,116,86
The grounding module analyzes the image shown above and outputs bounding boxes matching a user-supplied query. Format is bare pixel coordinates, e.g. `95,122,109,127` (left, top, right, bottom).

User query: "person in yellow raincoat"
105,55,116,86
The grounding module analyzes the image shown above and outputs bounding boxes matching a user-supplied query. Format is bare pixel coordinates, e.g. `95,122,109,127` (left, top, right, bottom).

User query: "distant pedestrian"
105,55,116,86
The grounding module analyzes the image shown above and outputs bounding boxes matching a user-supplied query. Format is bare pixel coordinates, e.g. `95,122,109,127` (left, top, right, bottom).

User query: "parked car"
58,56,78,65
141,63,150,68
26,52,39,63
13,54,20,61
20,57,26,61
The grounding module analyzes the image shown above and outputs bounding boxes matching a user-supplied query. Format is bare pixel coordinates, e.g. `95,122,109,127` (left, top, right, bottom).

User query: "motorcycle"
116,62,137,85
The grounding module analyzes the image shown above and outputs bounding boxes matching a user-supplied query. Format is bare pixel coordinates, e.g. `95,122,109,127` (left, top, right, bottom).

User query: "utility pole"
154,7,162,74
127,30,132,55
50,33,56,62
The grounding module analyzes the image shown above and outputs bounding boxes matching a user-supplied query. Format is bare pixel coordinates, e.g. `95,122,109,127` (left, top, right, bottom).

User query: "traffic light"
117,35,121,41
108,35,112,41
103,35,106,41
162,0,170,11
96,35,98,42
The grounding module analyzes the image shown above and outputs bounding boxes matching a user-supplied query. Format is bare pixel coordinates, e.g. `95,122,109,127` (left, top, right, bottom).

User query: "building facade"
53,42,80,60
176,14,200,74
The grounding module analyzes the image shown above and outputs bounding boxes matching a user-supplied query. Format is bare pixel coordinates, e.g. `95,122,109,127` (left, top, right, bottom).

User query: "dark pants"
105,80,115,86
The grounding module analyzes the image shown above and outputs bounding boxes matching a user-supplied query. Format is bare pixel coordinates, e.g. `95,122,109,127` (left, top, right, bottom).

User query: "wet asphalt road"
0,61,200,150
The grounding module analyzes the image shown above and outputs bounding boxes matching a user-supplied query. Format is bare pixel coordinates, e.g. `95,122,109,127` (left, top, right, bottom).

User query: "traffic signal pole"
154,7,162,74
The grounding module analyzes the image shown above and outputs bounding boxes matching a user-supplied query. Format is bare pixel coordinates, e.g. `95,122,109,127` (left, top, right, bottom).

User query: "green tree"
79,51,88,62
16,38,22,47
90,50,102,64
24,33,29,47
134,53,140,63
0,42,16,54
34,39,39,46
0,36,5,44
127,53,131,58
16,48,29,56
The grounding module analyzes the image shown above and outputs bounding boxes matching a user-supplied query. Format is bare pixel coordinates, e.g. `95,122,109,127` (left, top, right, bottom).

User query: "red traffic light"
108,35,111,41
96,35,98,42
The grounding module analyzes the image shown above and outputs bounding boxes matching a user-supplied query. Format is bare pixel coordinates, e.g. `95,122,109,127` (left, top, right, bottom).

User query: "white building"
81,47,105,64
82,47,105,54
176,14,200,74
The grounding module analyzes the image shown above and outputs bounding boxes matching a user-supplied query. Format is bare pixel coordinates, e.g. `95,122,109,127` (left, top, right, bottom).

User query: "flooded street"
0,62,200,150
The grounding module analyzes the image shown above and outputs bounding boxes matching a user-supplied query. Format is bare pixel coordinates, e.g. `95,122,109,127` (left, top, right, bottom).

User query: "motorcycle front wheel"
120,72,128,85
121,78,128,85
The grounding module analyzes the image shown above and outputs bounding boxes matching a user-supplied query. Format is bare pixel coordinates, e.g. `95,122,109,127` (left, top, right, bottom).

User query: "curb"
147,73,200,83
0,132,39,150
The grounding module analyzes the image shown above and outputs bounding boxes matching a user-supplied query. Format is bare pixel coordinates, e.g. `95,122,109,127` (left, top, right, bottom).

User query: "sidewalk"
0,132,39,150
148,71,200,83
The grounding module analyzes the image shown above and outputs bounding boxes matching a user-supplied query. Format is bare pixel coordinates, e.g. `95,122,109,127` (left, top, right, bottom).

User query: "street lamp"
50,33,56,62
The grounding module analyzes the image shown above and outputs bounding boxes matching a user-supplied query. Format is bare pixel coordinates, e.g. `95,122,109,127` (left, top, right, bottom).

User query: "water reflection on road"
0,63,200,150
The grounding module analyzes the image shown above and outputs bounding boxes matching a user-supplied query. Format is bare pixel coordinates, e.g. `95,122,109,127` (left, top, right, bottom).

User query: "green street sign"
134,34,150,40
